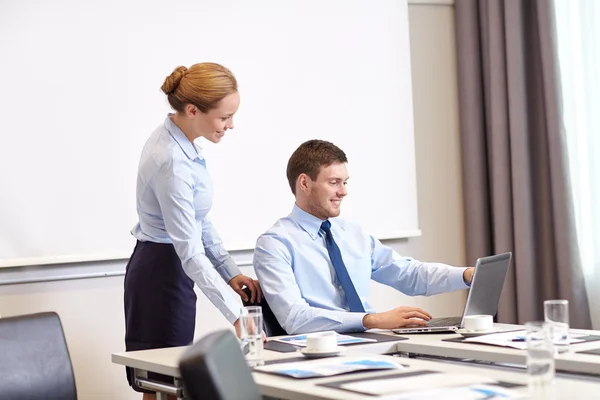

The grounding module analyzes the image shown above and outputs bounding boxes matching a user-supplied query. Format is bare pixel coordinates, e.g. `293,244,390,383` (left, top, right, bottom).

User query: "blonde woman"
124,63,262,398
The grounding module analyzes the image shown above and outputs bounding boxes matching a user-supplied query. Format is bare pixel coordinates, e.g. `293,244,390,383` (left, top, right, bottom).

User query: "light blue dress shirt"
131,115,241,323
253,204,468,334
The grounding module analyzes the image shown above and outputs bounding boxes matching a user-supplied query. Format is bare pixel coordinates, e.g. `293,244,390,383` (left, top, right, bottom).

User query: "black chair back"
242,287,287,337
179,330,261,400
0,312,77,400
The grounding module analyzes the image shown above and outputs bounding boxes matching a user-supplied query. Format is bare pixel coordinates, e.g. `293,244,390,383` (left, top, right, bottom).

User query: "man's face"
304,162,349,220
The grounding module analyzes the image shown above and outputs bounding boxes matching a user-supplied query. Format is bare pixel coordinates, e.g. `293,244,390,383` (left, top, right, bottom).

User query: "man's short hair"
286,140,348,195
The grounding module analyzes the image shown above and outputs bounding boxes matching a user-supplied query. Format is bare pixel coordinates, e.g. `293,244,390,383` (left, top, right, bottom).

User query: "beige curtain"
455,0,591,328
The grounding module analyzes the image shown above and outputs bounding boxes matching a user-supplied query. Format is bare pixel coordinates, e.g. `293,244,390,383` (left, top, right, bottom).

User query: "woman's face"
194,91,240,143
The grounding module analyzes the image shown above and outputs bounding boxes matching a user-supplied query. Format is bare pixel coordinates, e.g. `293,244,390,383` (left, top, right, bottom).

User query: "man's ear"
297,173,311,193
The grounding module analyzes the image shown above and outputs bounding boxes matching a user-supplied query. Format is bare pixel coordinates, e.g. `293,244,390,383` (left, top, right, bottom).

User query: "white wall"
0,4,466,400
0,0,421,266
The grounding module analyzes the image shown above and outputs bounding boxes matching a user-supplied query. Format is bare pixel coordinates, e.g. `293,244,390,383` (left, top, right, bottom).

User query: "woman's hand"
229,274,263,303
233,318,268,342
234,318,242,338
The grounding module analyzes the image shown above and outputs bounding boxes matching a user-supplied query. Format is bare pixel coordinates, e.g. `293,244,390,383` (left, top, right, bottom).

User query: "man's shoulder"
257,216,297,242
253,217,298,268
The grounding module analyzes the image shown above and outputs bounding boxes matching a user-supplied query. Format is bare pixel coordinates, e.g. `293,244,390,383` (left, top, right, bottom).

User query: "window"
553,0,600,326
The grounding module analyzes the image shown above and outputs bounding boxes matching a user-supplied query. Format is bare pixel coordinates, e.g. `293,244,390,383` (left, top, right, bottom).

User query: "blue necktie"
320,220,365,312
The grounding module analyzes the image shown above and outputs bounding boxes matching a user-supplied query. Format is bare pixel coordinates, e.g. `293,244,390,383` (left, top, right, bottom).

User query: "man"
253,140,474,334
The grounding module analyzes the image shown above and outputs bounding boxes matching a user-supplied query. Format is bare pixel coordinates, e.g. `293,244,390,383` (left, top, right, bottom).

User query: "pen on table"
511,336,541,342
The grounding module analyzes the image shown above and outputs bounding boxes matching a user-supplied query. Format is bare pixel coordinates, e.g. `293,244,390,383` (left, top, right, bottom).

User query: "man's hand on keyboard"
362,306,433,330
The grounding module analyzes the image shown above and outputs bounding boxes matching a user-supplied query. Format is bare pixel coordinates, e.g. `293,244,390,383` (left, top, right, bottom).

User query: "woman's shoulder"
140,126,191,177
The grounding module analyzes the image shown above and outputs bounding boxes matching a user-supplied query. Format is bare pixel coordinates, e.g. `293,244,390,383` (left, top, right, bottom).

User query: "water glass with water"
240,306,264,367
544,299,570,354
525,321,555,390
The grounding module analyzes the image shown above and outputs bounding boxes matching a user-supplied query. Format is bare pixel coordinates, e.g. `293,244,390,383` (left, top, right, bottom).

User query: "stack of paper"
273,332,376,347
340,373,495,395
463,330,586,350
338,373,524,398
254,357,401,379
377,384,525,399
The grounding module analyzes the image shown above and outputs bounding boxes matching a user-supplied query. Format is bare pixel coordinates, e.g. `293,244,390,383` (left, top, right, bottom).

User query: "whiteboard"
0,0,420,267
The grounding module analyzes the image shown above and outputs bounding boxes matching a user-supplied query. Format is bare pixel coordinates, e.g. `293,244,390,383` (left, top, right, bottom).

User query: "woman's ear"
184,103,199,118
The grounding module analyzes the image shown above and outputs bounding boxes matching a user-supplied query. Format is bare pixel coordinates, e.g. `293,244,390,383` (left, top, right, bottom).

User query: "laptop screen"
460,252,512,325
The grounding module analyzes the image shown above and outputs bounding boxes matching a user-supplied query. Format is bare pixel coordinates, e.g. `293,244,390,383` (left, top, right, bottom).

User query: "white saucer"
298,347,343,358
457,329,500,338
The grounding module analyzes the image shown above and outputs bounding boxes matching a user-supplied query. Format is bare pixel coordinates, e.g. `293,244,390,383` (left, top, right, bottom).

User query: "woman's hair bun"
161,66,188,95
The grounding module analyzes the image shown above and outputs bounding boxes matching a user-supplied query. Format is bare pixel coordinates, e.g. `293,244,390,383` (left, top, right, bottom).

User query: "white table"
254,353,600,400
381,324,600,376
112,334,600,399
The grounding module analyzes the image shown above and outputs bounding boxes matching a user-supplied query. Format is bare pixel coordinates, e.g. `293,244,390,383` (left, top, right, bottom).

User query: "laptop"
392,252,512,334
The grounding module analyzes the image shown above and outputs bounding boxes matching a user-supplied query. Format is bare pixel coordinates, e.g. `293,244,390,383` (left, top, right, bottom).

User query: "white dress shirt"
254,204,468,334
131,115,240,323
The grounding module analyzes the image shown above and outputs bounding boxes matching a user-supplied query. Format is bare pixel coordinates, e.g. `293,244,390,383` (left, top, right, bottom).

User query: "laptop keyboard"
426,317,462,327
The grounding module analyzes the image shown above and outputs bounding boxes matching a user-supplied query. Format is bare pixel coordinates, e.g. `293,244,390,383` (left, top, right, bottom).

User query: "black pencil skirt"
124,240,197,393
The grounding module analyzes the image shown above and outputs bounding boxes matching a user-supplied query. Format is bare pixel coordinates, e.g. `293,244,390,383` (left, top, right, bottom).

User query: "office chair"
0,312,77,400
242,287,287,337
179,330,262,400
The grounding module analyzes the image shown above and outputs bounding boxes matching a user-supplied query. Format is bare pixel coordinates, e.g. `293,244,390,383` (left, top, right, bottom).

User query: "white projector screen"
0,0,420,268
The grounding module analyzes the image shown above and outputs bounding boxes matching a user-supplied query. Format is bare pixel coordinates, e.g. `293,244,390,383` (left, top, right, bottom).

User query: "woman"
124,62,262,398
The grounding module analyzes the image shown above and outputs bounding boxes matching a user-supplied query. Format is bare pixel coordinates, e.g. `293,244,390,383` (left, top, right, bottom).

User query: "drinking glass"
239,306,264,367
544,299,570,354
525,321,555,392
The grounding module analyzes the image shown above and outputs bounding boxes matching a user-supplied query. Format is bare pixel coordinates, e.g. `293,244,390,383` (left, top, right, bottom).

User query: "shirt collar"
291,204,327,240
164,114,205,161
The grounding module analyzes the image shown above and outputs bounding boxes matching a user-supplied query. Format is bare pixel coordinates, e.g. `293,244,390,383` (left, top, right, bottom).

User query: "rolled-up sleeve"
254,234,366,334
153,167,240,324
201,216,241,283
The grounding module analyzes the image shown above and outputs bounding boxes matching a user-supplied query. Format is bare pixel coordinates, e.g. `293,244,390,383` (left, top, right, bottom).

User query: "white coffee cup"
306,331,337,352
463,314,493,331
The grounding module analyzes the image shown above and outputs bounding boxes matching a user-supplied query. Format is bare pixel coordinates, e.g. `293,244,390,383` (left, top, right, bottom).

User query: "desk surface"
110,340,398,379
254,353,598,400
112,327,600,400
387,324,600,376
